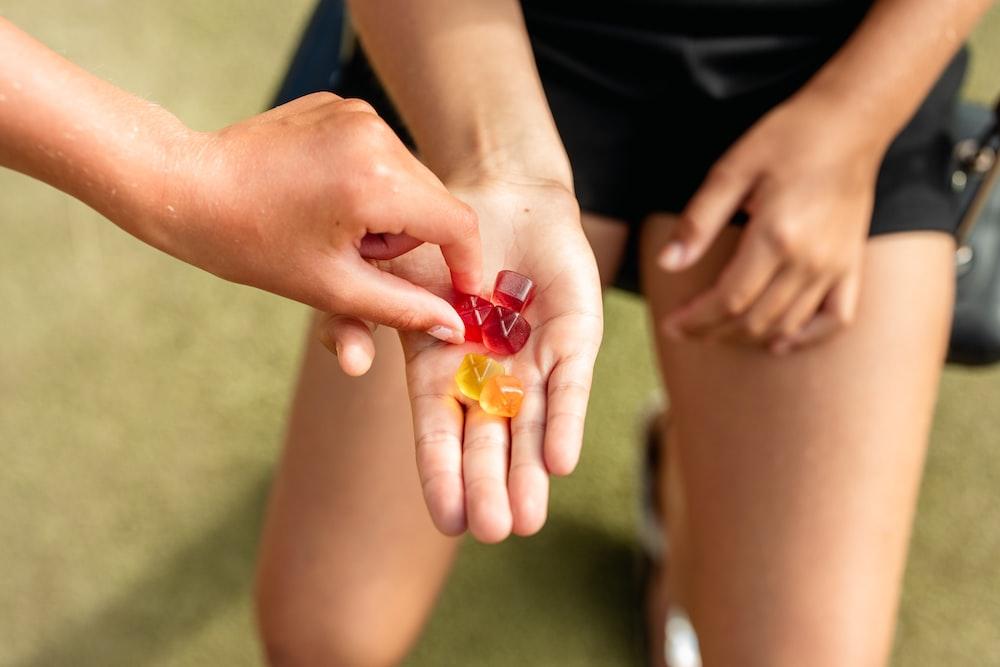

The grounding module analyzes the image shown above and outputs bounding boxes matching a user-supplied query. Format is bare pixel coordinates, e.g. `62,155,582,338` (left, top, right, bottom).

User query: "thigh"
641,214,954,666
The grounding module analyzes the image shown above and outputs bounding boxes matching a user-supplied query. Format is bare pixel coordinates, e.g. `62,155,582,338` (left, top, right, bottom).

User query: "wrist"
428,125,574,195
791,70,904,157
115,115,212,258
783,83,894,163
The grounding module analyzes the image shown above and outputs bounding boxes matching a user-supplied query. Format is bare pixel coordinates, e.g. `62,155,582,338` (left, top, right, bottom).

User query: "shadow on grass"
17,475,271,667
411,510,645,665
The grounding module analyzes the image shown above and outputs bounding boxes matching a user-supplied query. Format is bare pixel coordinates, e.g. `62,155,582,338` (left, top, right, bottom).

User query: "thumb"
318,314,377,376
659,163,754,272
330,256,467,344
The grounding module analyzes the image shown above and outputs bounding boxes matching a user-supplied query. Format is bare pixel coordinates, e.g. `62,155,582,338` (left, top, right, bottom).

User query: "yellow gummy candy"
479,375,524,418
455,353,504,401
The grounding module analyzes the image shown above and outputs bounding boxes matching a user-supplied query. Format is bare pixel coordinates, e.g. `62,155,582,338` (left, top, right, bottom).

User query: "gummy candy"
479,375,525,418
492,270,536,313
452,293,493,343
482,306,531,355
454,353,504,401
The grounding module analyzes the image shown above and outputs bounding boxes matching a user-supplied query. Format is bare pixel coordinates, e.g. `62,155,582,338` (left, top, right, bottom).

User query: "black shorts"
339,1,967,290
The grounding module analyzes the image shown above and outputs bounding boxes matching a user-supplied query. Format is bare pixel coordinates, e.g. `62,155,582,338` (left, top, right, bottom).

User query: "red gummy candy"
492,270,536,312
453,294,492,343
482,305,531,355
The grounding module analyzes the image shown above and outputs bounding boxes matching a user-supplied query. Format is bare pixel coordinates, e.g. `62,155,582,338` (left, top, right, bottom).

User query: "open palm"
391,180,603,543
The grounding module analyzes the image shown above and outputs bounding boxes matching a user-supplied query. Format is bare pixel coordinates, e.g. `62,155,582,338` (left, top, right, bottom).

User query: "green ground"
1,3,999,665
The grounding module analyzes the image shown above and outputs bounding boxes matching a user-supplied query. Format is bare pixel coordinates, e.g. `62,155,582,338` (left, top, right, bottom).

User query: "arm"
347,0,571,188
807,0,995,153
347,0,603,541
661,0,995,352
0,18,482,370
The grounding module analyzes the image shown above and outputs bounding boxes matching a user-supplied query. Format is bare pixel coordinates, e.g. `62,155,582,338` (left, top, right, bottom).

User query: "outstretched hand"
326,179,603,542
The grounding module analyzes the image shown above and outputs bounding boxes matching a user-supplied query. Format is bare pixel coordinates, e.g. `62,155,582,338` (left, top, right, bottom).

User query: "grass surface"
1,3,999,665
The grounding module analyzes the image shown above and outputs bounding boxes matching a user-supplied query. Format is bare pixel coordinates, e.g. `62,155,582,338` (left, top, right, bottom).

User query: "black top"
520,0,876,100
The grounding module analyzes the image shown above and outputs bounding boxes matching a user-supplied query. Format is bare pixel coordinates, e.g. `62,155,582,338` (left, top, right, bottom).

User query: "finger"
768,279,831,355
330,256,466,343
411,391,467,536
783,270,861,351
379,183,483,295
317,314,376,376
663,230,782,339
462,406,513,544
508,372,550,536
358,232,423,260
659,160,756,272
541,350,597,477
712,267,806,344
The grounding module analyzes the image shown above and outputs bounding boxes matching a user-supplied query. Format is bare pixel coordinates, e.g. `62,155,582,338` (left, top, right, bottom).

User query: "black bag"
948,98,1000,365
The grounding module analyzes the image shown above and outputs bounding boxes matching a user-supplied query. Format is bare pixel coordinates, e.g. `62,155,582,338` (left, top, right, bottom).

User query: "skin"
660,0,995,353
0,18,484,375
644,221,954,666
256,211,621,665
257,0,992,664
331,0,605,541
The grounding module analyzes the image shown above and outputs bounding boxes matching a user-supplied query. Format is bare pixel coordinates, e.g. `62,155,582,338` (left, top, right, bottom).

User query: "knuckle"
386,308,421,332
337,97,377,115
548,379,591,400
742,315,768,338
305,90,339,105
456,203,479,236
340,110,392,151
721,290,750,316
415,429,460,456
462,434,504,455
765,221,800,256
777,319,801,338
511,419,546,440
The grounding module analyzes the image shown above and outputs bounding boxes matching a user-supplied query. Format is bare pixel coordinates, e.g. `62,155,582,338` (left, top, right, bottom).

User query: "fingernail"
334,341,343,357
427,325,464,345
659,242,686,272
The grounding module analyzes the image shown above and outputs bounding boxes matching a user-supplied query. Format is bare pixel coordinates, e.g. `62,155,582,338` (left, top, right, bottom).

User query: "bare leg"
256,323,458,667
255,212,626,666
642,214,954,666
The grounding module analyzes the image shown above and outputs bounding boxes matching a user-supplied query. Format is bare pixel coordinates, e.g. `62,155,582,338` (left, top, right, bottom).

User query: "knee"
256,576,413,667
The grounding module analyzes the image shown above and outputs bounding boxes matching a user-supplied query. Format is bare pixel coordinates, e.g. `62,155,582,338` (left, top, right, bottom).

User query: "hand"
152,93,481,370
328,179,604,542
658,92,883,354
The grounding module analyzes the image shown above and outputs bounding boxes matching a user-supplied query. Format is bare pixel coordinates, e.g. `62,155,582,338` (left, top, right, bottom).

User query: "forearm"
346,0,571,189
0,19,194,249
800,0,994,148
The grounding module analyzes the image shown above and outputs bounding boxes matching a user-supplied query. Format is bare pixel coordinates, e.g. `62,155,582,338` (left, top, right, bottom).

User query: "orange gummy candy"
478,375,524,418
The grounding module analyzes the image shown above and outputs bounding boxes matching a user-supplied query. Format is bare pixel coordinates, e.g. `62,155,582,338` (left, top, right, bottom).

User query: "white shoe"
637,400,703,667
